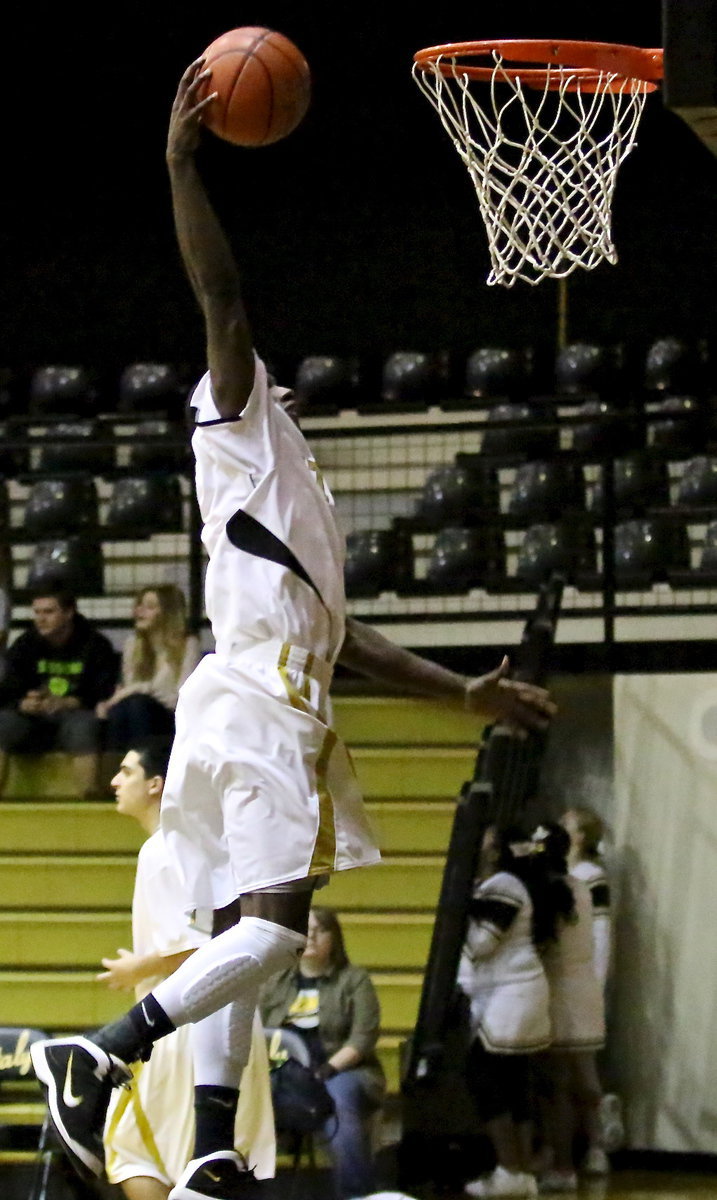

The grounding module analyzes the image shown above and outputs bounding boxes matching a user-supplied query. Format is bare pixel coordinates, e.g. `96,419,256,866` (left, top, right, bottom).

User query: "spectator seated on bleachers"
260,906,386,1200
0,581,118,799
99,585,201,752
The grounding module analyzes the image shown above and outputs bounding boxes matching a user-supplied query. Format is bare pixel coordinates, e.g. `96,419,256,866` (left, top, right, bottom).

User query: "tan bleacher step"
0,802,144,853
316,857,443,910
0,855,136,908
0,745,475,803
367,801,454,853
0,971,422,1043
351,747,476,799
3,754,78,799
0,912,132,968
333,696,485,747
1,854,444,911
0,799,456,856
0,910,434,971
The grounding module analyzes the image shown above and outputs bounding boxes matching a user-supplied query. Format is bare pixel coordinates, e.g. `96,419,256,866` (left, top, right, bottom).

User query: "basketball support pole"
557,276,569,351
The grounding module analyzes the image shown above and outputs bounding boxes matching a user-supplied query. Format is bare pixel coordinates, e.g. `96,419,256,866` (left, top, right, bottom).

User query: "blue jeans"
321,1069,384,1200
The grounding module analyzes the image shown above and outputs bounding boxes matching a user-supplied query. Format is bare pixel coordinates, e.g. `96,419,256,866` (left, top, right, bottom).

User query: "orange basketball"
198,26,311,147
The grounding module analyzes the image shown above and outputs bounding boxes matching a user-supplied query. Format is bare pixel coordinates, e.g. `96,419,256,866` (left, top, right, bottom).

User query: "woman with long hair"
99,586,201,750
259,905,386,1200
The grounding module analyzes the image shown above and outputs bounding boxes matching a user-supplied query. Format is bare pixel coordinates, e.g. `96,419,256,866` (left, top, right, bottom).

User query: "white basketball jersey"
190,358,346,663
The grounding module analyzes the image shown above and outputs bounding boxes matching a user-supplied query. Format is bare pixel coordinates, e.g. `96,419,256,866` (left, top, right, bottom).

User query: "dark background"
2,1,715,392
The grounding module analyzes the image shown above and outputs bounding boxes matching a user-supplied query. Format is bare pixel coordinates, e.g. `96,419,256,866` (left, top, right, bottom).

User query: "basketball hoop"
412,40,663,287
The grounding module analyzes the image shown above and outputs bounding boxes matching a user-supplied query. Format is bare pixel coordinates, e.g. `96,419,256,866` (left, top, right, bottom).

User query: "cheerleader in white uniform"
562,807,622,1173
534,823,605,1193
458,827,559,1200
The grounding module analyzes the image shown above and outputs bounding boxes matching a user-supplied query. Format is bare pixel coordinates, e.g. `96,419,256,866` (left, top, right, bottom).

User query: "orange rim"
413,39,664,91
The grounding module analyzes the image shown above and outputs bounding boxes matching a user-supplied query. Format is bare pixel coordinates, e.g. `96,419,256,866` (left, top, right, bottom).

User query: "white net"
412,51,650,287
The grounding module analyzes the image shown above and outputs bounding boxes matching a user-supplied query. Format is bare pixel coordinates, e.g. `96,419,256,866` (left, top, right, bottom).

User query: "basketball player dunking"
31,60,556,1200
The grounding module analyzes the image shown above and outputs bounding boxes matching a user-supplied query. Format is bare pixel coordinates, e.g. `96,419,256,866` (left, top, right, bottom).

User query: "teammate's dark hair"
492,824,576,948
134,741,172,783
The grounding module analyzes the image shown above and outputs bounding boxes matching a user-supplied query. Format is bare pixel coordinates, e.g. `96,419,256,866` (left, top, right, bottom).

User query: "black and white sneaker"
30,1034,132,1179
169,1151,262,1200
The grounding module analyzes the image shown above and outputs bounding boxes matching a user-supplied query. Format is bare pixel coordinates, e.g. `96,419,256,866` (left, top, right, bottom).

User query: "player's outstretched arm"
338,617,556,733
166,59,254,417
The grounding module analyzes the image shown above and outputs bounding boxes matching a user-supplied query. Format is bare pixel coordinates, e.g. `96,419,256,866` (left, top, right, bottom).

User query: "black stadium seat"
647,395,705,454
515,522,597,588
464,346,534,401
126,420,191,473
414,462,499,529
481,403,558,458
571,400,643,458
24,478,99,538
104,476,184,538
644,336,709,395
118,362,183,416
32,419,115,475
426,526,506,593
589,454,670,517
29,365,98,417
697,521,717,584
614,517,691,588
555,341,624,399
381,352,446,408
294,356,361,412
676,457,717,507
507,460,585,523
344,529,413,598
27,538,104,597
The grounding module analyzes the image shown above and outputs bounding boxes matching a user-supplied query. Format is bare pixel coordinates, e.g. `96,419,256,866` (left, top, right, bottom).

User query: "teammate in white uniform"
101,745,274,1200
31,59,556,1200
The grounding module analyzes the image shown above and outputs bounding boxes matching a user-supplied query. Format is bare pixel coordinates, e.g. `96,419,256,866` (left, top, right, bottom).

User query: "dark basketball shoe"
30,1035,132,1179
169,1151,263,1200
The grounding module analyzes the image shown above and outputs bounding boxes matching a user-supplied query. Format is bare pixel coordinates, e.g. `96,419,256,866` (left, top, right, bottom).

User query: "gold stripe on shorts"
309,727,338,873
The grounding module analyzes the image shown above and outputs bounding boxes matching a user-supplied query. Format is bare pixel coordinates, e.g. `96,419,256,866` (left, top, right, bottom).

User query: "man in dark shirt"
0,582,119,798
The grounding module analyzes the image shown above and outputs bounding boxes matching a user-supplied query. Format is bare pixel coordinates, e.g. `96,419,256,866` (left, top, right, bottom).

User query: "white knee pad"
191,1003,258,1089
153,917,305,1027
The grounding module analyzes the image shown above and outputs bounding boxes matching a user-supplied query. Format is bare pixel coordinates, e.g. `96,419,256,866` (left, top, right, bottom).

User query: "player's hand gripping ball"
198,26,311,146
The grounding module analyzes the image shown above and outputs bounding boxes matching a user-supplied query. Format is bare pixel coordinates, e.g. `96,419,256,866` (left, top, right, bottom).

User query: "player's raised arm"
338,616,556,733
166,59,254,418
